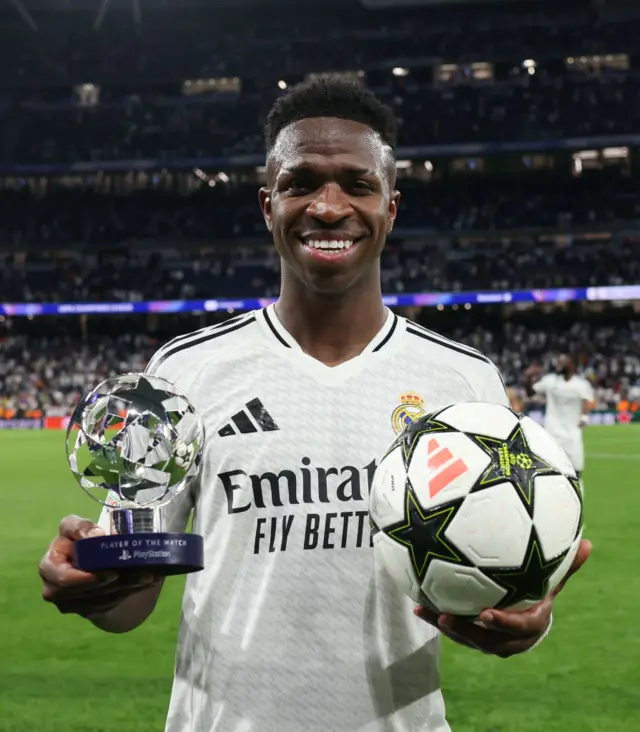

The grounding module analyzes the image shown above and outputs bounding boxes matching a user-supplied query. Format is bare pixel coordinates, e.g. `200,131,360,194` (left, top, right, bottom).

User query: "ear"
387,189,401,234
258,187,273,232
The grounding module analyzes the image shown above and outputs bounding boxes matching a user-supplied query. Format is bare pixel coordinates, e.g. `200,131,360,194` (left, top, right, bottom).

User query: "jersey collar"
258,303,400,356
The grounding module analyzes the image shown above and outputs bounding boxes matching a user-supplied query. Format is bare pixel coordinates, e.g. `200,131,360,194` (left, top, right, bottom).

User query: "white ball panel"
369,446,408,527
547,532,583,595
444,482,533,567
422,560,508,616
436,402,520,440
519,416,577,478
533,475,582,561
373,532,422,604
407,431,491,509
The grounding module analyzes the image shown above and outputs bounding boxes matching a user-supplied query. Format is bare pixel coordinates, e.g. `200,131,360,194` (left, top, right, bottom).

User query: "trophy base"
73,532,204,576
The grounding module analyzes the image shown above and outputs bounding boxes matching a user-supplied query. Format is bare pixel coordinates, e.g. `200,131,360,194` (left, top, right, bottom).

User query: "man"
39,78,590,732
525,354,594,480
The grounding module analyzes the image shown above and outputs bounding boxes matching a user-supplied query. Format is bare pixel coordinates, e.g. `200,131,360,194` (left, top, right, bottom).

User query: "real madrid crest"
391,391,426,435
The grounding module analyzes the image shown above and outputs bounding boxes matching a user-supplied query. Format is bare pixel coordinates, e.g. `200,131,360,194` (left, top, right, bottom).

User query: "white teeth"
306,240,354,251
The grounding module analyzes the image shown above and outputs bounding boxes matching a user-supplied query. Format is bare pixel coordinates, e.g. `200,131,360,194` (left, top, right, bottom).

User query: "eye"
282,178,309,195
351,180,374,194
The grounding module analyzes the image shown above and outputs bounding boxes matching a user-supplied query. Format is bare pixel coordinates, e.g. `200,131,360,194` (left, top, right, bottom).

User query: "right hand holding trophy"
65,372,206,575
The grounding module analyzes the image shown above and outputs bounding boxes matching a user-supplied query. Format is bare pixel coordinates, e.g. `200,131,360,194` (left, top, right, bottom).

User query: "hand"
39,515,161,619
415,539,592,658
523,364,542,379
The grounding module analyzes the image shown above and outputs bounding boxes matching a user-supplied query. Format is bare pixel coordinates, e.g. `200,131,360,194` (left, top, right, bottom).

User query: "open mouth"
298,237,362,260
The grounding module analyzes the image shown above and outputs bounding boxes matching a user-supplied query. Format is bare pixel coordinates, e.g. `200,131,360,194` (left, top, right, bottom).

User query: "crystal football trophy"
65,373,205,575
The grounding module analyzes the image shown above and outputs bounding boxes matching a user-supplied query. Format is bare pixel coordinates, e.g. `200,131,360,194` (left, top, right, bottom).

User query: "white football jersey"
532,373,593,441
101,305,509,732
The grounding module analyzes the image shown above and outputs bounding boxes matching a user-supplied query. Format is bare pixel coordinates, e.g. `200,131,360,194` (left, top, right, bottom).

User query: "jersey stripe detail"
263,308,292,349
151,316,256,370
406,327,491,364
372,313,399,352
407,321,488,361
146,313,249,372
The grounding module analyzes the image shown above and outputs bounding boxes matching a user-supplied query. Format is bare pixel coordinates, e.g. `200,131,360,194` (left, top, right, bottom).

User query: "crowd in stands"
6,70,640,163
1,2,633,87
2,311,639,420
0,2,639,162
2,171,640,249
2,228,639,304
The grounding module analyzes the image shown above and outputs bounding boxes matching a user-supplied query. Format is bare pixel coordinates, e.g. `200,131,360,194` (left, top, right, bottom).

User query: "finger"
414,606,440,627
40,557,102,591
552,539,592,597
58,515,104,541
479,601,550,637
55,589,144,618
414,607,481,650
438,615,515,651
45,571,152,602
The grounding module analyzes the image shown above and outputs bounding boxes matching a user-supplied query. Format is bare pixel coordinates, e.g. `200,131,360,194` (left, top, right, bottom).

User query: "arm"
523,366,547,399
89,580,165,633
579,380,595,428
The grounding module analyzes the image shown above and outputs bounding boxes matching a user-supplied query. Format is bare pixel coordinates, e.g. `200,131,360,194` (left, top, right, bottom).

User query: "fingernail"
86,527,104,538
481,611,494,623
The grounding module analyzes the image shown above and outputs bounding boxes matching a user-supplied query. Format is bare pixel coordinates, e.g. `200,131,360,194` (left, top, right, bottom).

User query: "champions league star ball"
370,402,583,617
66,373,204,508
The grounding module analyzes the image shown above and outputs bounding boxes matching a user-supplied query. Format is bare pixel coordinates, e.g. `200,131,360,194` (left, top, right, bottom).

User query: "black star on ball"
117,375,171,408
384,486,465,583
398,413,458,468
482,529,567,609
468,425,559,516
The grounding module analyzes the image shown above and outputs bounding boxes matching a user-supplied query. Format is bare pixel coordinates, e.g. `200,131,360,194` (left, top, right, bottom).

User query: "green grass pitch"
1,427,638,731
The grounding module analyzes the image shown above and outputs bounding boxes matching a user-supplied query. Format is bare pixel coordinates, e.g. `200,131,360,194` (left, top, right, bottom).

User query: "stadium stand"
1,0,639,423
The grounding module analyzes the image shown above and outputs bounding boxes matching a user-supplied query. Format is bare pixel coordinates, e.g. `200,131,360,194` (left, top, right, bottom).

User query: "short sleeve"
477,362,510,408
580,378,595,402
532,374,553,395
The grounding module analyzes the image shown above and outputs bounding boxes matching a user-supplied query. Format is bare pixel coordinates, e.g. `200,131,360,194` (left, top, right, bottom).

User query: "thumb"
58,515,105,541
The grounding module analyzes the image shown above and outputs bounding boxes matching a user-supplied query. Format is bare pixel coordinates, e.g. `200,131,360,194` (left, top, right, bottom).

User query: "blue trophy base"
73,532,204,575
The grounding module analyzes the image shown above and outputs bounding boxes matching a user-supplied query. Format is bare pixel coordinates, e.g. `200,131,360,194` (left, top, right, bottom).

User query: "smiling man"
39,77,590,732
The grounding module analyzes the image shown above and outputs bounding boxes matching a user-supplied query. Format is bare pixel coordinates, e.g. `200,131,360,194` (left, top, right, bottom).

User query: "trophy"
65,373,205,575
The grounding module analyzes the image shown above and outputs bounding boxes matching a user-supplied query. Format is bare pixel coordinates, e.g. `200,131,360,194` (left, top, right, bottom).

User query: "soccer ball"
370,402,583,617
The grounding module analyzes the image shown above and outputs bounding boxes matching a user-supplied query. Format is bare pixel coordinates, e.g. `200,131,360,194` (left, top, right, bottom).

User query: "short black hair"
264,75,398,153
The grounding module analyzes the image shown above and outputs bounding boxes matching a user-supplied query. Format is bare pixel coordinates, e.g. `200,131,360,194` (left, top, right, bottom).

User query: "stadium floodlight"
392,67,409,77
278,80,287,90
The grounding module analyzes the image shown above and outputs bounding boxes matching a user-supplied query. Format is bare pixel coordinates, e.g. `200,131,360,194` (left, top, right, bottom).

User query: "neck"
275,277,387,366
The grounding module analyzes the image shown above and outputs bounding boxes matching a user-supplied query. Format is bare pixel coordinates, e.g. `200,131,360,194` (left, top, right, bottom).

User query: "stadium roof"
4,0,589,31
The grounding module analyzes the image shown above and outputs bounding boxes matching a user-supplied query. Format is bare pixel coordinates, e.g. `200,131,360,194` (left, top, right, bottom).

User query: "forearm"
579,399,591,427
89,581,164,634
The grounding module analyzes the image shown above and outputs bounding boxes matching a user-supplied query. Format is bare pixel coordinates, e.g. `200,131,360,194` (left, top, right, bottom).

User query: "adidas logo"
426,437,469,498
218,398,280,437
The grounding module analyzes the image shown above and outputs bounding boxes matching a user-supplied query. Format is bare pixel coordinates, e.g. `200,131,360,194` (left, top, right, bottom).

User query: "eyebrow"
282,165,376,176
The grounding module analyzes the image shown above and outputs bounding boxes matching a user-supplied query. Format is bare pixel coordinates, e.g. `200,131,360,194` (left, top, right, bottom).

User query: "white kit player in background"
39,77,591,732
525,354,594,481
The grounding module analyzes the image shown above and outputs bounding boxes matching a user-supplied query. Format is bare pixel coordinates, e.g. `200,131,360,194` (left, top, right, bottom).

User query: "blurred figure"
524,355,594,483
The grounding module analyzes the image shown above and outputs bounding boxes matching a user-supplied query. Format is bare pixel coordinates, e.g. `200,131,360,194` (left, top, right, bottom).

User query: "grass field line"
590,452,640,460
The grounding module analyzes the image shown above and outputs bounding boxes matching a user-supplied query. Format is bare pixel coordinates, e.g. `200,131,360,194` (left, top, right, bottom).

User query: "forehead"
270,117,389,174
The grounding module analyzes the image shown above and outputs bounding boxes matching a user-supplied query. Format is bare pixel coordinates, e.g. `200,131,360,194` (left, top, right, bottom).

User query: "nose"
306,182,353,225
